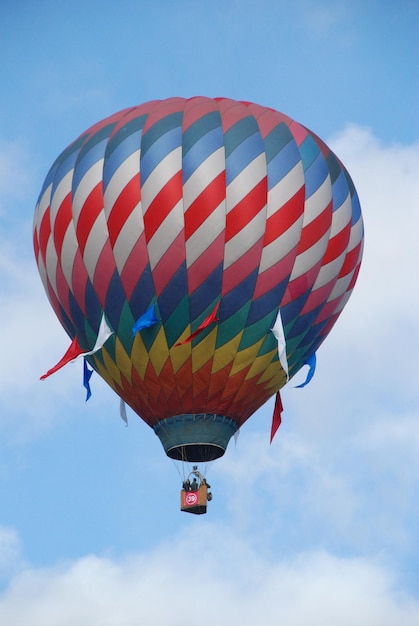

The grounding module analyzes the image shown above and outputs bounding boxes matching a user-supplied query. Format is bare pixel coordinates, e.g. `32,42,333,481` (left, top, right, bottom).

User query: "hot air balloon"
33,97,363,495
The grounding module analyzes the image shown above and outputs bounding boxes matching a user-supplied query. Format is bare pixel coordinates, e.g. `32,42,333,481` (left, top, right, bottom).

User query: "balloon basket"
180,484,208,515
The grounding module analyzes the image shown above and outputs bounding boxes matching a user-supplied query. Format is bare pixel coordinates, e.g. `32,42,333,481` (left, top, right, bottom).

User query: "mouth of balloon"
153,414,238,462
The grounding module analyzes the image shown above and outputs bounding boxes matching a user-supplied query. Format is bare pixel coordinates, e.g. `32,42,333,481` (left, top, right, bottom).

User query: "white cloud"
328,126,419,317
216,406,418,556
321,125,419,398
0,527,25,586
0,526,417,625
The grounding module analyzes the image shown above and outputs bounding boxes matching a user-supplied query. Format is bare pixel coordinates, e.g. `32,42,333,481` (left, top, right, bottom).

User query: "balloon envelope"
33,97,363,461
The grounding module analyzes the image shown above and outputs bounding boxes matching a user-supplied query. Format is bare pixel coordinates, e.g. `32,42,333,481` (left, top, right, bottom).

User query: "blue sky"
0,1,418,623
